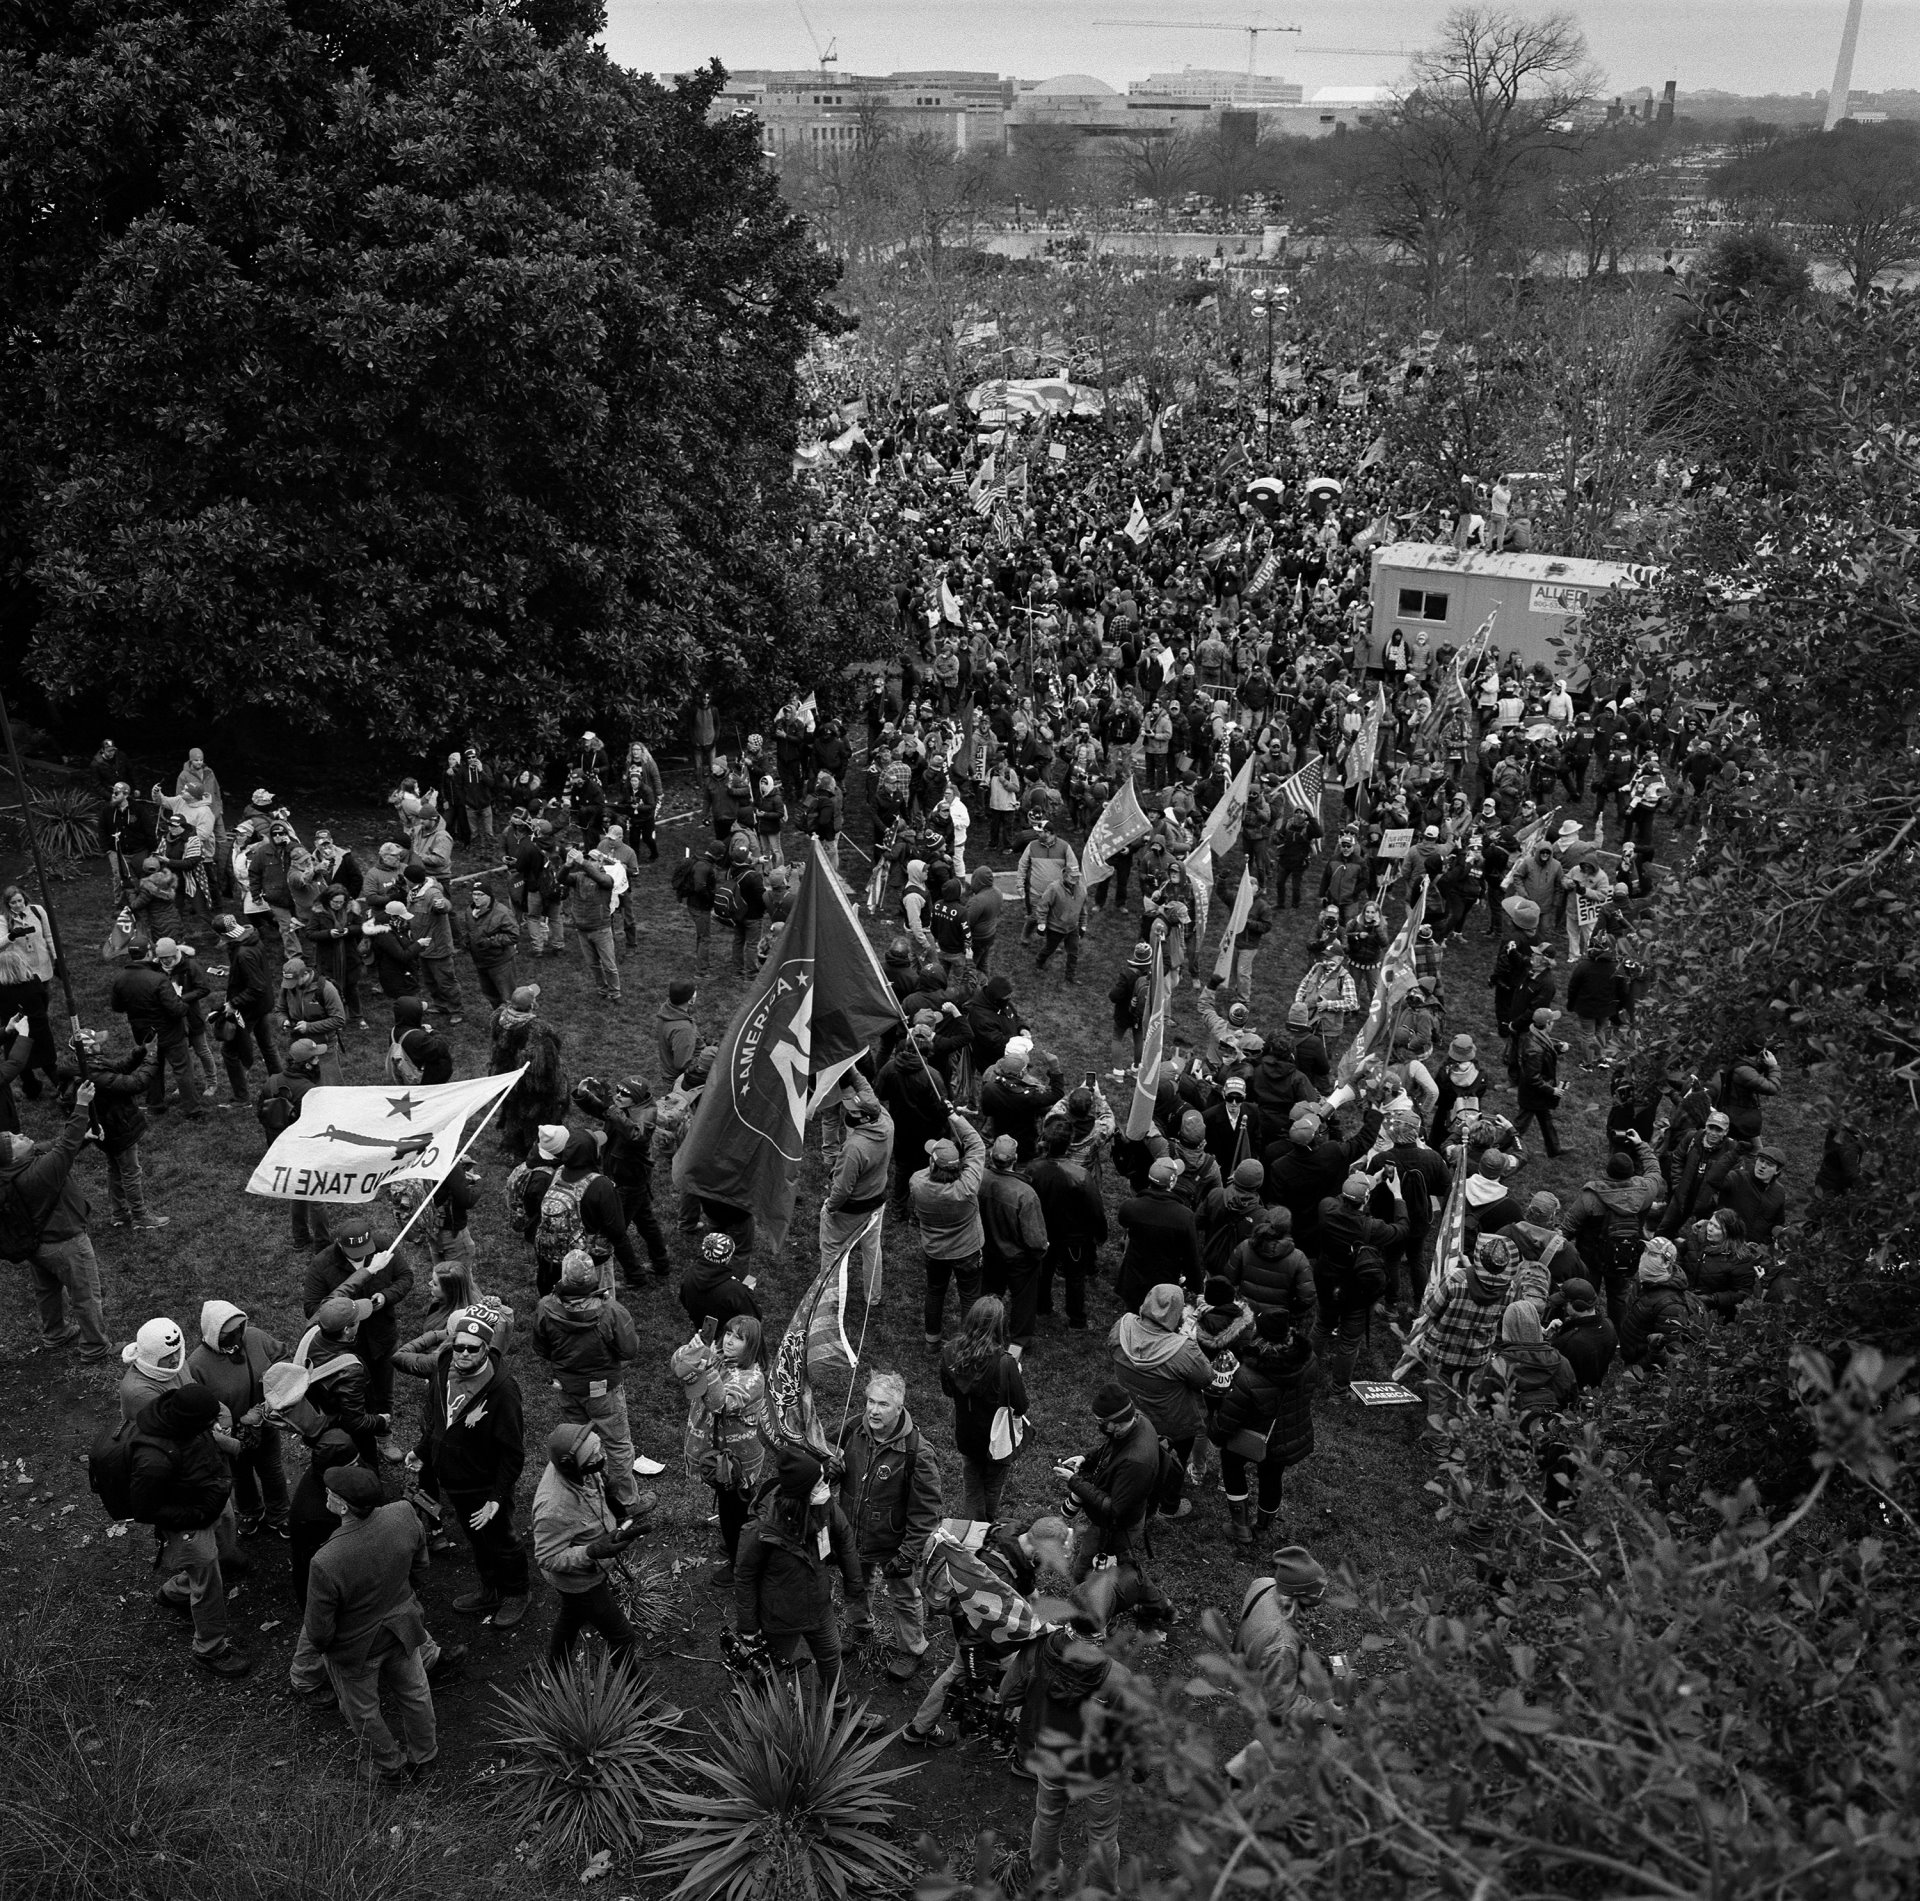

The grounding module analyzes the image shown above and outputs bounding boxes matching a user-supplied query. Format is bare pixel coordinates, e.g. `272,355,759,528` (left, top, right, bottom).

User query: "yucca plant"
649,1675,920,1901
29,785,103,874
487,1653,689,1871
608,1549,683,1655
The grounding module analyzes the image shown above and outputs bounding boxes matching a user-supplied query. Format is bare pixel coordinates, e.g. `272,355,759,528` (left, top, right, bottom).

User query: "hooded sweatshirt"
186,1299,282,1423
1471,1307,1577,1415
1109,1285,1213,1440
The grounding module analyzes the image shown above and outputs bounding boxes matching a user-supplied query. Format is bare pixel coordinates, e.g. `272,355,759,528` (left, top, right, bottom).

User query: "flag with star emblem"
673,840,902,1259
245,1067,524,1205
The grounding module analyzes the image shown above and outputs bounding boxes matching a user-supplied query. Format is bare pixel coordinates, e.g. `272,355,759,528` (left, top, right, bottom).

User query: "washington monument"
1823,0,1865,131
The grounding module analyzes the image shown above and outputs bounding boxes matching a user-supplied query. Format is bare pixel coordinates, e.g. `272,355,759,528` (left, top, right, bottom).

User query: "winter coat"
940,1345,1028,1463
56,1048,155,1156
223,927,276,1017
980,1066,1064,1161
835,1410,943,1564
1065,1411,1162,1563
0,1104,92,1245
110,963,187,1041
1114,1186,1201,1310
670,1335,770,1492
979,1168,1049,1274
1715,1164,1787,1246
467,905,521,971
303,1502,430,1666
532,1290,640,1395
303,1241,415,1363
655,1005,701,1081
1109,1287,1213,1442
1550,1312,1617,1389
735,1501,864,1637
1210,1334,1319,1467
1619,1279,1697,1368
532,1463,622,1594
1225,1224,1318,1331
128,1390,233,1531
417,1349,525,1501
909,1122,987,1259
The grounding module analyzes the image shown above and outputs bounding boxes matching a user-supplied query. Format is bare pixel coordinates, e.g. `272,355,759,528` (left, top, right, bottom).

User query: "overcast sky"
602,1,1919,97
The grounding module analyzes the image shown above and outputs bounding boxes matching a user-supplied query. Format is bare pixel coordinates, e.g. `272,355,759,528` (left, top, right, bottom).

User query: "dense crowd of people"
0,331,1827,1886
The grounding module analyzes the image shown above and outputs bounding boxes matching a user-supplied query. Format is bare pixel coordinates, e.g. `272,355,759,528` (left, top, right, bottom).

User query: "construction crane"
793,0,837,73
1091,16,1301,79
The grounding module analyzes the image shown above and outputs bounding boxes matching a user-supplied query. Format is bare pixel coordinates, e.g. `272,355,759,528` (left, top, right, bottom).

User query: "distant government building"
707,67,1398,157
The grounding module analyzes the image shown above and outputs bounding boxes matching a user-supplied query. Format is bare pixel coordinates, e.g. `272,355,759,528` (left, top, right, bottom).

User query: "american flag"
1513,807,1561,853
1402,1161,1470,1373
765,1216,872,1457
1124,932,1169,1141
1337,878,1428,1087
1276,754,1325,817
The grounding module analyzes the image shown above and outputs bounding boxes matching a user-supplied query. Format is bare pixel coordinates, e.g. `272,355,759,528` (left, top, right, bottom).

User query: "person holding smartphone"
670,1314,772,1587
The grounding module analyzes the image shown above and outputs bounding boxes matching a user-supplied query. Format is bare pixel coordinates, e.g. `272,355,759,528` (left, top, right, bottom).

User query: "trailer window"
1396,589,1449,622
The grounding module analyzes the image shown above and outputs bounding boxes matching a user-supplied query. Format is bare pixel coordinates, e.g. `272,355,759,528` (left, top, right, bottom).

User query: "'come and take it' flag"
246,1068,525,1204
673,841,901,1258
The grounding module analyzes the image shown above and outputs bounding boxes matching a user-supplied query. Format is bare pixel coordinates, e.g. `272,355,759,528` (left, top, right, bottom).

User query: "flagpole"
376,1081,518,1262
0,681,82,1036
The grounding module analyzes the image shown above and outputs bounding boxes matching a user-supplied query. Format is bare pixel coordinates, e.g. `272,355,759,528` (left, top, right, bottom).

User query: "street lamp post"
1249,283,1277,463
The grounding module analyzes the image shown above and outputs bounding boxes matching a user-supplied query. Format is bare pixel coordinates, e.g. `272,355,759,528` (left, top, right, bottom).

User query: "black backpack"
0,1180,46,1262
88,1416,147,1521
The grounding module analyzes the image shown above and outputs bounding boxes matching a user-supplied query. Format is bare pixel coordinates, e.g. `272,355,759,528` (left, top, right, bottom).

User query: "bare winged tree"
1360,6,1601,313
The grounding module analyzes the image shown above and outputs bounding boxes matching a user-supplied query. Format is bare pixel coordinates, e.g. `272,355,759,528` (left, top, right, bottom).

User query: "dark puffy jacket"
1209,1335,1318,1468
128,1391,233,1531
1225,1223,1317,1332
1618,1280,1696,1367
1246,1046,1320,1121
834,1412,943,1563
1687,1241,1761,1318
531,1291,641,1394
58,1048,156,1155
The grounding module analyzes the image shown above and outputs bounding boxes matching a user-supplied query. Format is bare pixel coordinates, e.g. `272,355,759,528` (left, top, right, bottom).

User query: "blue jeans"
1030,1769,1121,1888
576,925,619,998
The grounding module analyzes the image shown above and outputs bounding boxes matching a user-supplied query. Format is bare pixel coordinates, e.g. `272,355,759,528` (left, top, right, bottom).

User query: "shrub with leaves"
487,1654,688,1872
650,1675,917,1901
914,1343,1920,1901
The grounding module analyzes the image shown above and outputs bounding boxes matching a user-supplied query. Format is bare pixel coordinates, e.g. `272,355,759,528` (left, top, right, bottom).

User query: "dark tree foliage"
1586,288,1920,1499
1641,228,1812,460
0,0,874,749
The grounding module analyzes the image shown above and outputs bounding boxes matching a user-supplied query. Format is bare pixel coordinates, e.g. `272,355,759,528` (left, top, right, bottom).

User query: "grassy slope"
0,767,1819,1893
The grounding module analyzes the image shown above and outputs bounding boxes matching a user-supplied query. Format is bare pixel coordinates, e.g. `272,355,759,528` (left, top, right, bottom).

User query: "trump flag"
246,1068,525,1204
673,841,901,1258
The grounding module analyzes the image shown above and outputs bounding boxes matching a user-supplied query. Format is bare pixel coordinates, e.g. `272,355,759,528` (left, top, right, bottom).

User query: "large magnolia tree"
1586,284,1920,1493
0,0,880,750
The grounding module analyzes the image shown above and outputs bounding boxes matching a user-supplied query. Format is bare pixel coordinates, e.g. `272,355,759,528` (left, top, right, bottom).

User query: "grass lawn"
0,760,1819,1895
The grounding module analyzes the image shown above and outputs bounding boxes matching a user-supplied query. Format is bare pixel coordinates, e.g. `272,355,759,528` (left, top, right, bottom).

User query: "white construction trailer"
1365,543,1653,681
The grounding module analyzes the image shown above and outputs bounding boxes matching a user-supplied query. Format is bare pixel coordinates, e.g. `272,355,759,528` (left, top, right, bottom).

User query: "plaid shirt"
1410,1269,1511,1382
1414,940,1446,989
